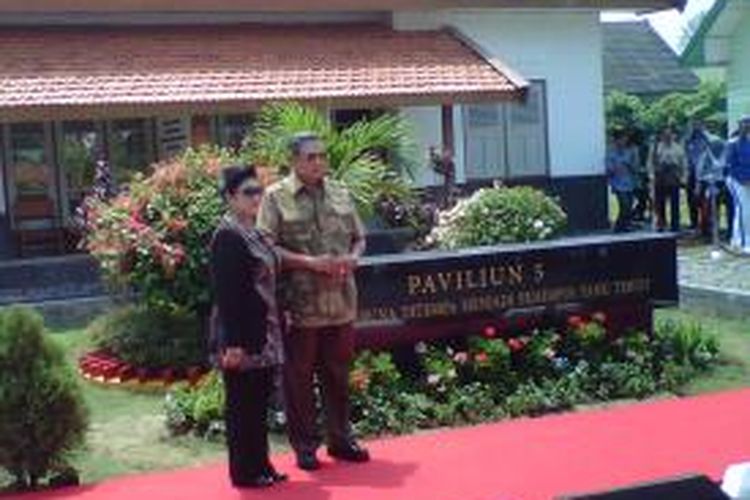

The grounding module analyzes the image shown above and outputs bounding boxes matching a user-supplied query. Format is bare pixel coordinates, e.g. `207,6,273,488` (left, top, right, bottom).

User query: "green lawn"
4,307,748,488
48,330,287,485
655,309,750,395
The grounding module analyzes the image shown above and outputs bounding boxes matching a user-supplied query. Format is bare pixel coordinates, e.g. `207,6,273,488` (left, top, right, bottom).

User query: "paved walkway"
677,241,750,319
678,243,750,293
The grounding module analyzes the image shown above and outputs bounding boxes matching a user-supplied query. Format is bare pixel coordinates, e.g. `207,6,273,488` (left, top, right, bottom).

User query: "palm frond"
332,113,418,179
245,102,416,218
245,101,334,174
334,154,413,217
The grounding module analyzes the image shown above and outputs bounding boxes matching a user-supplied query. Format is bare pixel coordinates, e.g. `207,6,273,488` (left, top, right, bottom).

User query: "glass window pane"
463,104,506,179
218,114,254,152
109,119,154,184
507,81,548,177
59,121,100,222
10,123,52,198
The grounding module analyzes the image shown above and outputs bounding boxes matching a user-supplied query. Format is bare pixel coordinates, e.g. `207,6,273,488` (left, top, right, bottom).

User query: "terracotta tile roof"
0,24,527,121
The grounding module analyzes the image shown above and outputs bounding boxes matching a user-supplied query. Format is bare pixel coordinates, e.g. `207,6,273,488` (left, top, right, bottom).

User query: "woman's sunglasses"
303,152,327,162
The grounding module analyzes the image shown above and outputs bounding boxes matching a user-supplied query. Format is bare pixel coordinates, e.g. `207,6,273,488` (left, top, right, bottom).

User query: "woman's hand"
220,347,247,370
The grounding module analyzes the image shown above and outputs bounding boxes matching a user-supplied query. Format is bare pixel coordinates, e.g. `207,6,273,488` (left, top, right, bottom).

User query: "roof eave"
0,0,686,13
0,90,525,123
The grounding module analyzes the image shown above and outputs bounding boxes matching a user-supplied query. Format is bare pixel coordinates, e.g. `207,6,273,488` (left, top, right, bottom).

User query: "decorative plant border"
78,350,207,389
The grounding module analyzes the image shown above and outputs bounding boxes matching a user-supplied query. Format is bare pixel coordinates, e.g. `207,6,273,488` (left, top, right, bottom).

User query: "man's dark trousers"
283,324,355,454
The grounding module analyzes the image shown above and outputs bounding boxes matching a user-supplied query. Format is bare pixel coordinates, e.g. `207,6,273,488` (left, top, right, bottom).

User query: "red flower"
186,366,205,385
474,352,489,364
349,369,370,392
507,338,525,352
482,325,497,338
567,315,584,329
162,368,176,385
127,216,145,232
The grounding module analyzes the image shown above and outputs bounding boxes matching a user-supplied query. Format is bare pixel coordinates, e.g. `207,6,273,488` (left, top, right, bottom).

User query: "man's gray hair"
289,131,322,156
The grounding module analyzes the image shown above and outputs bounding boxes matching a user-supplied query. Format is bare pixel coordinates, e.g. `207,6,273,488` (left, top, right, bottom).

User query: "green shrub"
0,307,88,490
589,361,658,400
165,371,225,438
654,319,720,370
428,186,567,249
83,146,235,313
504,381,559,417
88,306,205,370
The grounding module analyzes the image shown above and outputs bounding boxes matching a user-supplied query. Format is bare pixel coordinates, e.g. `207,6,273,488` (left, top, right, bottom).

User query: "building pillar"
441,105,454,155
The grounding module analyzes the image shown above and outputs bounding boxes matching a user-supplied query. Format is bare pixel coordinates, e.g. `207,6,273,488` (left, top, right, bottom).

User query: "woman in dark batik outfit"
210,165,286,489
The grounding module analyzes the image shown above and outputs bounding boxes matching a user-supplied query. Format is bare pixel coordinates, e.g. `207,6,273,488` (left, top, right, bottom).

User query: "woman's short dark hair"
219,165,256,200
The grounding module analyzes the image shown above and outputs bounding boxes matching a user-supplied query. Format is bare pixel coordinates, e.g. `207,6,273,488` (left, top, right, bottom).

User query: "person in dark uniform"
210,165,287,488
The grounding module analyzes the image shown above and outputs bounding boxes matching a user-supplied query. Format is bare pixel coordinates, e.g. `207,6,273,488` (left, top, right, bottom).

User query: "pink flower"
482,325,497,338
453,352,469,364
591,311,607,325
172,245,186,265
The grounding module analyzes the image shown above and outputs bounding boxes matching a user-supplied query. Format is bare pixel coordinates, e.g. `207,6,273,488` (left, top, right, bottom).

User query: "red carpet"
21,389,750,500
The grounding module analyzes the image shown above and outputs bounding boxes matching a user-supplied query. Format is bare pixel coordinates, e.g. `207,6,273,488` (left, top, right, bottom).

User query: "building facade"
0,0,681,258
682,0,750,131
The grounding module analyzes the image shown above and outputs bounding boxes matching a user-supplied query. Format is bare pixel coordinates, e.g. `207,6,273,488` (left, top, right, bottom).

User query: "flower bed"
165,315,719,439
78,350,207,389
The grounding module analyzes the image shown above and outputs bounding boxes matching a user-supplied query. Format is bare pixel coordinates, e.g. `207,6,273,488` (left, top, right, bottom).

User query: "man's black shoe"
263,466,289,483
327,442,370,463
233,474,274,489
296,450,321,471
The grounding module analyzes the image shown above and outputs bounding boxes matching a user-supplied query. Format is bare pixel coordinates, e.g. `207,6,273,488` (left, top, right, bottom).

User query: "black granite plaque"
354,233,677,348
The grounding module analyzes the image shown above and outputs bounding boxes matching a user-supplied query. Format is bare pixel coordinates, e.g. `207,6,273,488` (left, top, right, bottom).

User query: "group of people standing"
606,116,750,254
209,132,370,489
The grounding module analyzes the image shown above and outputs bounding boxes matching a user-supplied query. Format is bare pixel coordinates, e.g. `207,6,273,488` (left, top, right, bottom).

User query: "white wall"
728,10,750,128
394,9,606,182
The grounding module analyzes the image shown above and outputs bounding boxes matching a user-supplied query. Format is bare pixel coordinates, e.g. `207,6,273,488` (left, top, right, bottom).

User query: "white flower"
427,374,441,385
533,219,545,230
415,342,427,354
